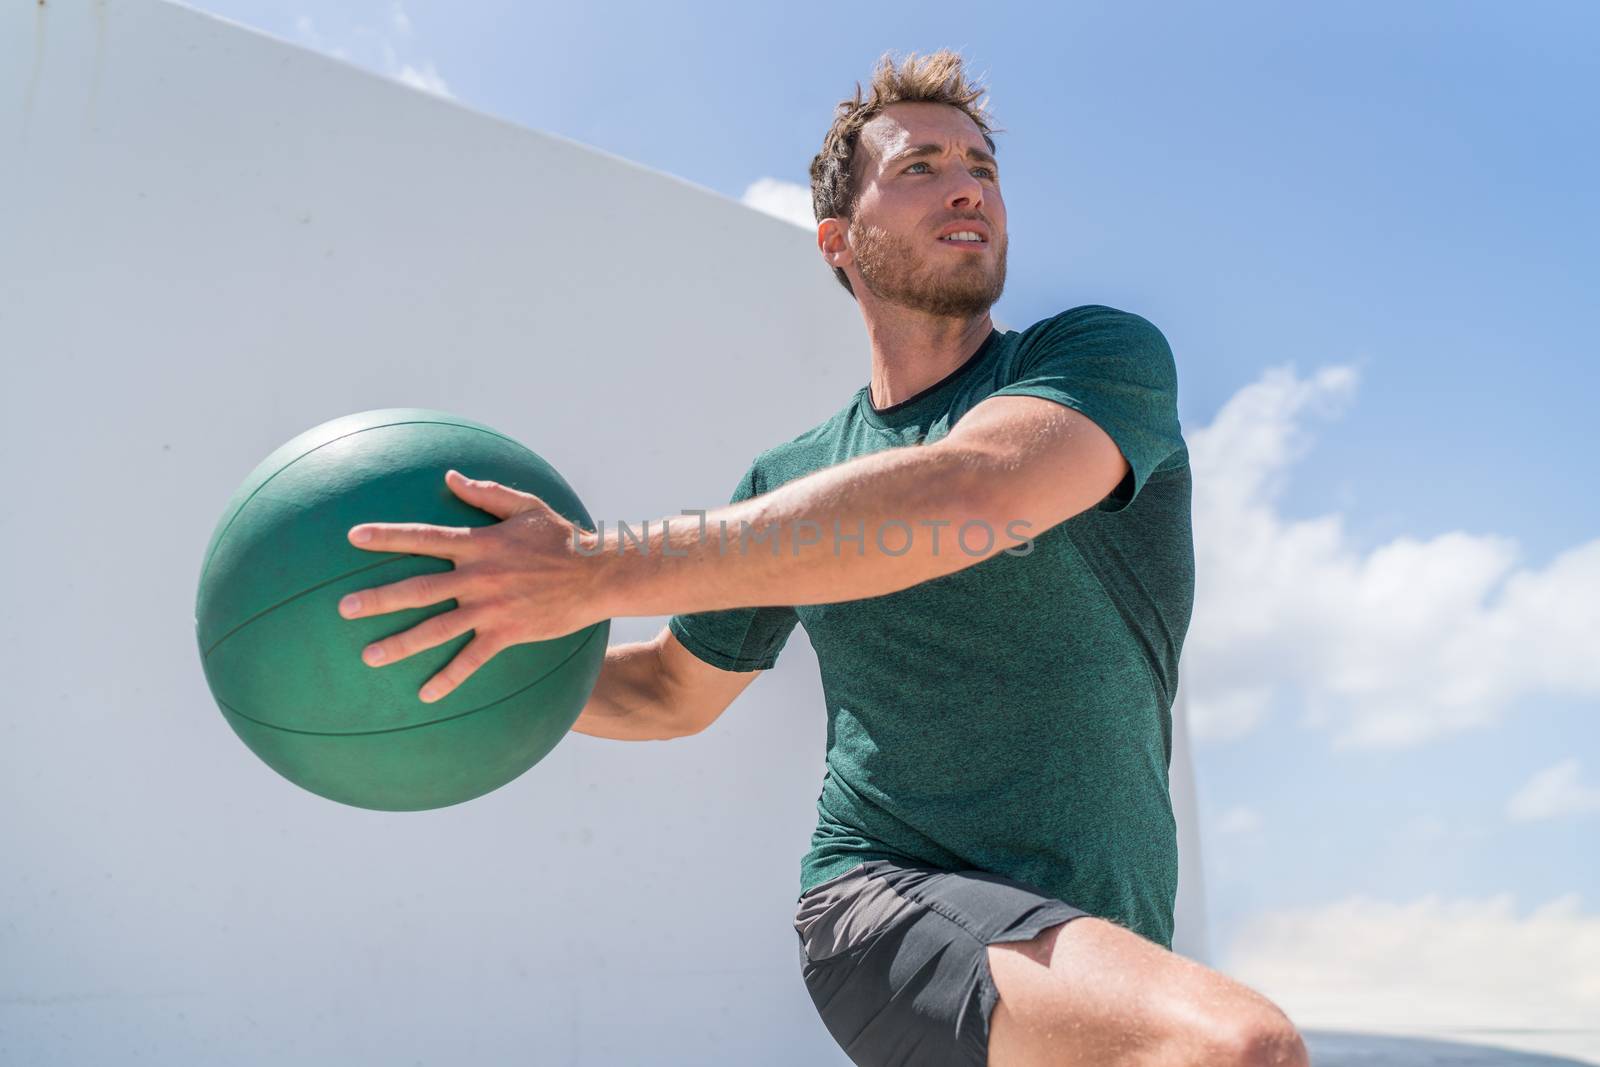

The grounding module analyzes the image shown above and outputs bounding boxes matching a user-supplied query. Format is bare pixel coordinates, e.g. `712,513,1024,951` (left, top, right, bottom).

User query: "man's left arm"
591,403,1126,619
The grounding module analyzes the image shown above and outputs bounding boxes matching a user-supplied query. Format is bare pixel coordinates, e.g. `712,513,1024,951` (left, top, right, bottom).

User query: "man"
339,48,1309,1067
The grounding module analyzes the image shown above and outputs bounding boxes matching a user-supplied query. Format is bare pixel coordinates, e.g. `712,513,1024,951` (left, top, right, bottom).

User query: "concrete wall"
0,2,1207,1061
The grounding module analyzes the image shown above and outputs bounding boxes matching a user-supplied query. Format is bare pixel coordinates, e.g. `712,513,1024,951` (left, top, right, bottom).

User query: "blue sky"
184,0,1599,1031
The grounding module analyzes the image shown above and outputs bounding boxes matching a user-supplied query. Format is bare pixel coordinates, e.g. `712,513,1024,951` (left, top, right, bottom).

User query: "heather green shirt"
668,304,1194,949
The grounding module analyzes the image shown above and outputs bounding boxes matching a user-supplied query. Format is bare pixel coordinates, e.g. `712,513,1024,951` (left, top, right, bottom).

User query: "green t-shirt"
667,304,1194,949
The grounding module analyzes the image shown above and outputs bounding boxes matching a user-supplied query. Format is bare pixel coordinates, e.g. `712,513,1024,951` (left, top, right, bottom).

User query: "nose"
946,166,986,214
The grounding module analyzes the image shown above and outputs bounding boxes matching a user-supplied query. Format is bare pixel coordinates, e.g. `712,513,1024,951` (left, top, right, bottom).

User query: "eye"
904,161,998,180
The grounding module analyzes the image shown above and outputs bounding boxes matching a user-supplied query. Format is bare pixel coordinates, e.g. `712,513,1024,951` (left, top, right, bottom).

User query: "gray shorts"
793,858,1090,1067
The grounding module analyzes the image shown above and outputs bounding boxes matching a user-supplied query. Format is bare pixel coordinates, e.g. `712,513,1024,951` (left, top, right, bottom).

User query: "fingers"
348,521,473,555
418,634,502,703
356,603,481,678
445,469,545,521
347,471,553,550
339,569,459,620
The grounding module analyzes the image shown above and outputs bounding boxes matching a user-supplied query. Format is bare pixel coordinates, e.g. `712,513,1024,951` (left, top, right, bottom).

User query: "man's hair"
809,49,1002,298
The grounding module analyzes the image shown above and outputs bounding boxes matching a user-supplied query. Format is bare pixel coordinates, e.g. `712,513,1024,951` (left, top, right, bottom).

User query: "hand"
339,469,606,704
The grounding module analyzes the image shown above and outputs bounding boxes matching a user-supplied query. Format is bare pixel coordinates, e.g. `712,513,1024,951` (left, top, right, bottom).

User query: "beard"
848,220,1007,318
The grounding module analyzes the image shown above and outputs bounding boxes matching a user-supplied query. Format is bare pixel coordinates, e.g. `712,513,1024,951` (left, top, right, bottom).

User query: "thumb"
445,469,543,520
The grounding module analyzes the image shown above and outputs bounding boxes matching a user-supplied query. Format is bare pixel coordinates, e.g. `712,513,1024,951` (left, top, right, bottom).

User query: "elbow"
939,441,1124,544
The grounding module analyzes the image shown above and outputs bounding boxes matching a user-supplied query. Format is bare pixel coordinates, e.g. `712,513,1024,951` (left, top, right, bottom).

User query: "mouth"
935,224,990,250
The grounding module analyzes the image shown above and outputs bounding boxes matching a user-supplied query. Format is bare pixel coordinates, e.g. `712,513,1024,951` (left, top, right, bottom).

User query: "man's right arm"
568,626,762,741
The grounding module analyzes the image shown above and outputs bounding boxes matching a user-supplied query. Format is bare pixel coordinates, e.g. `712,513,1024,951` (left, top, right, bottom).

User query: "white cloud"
293,15,349,60
1185,363,1600,749
1387,812,1490,847
741,177,816,231
395,60,450,97
1225,892,1600,1034
379,38,452,99
293,8,451,99
1508,759,1600,822
1215,805,1264,835
1190,683,1274,742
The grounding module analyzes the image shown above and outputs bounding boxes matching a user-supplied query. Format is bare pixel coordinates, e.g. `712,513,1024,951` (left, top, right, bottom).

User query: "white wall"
0,2,1208,1062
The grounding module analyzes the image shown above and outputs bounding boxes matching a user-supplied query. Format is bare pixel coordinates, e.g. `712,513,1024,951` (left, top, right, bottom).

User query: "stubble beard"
849,220,1007,319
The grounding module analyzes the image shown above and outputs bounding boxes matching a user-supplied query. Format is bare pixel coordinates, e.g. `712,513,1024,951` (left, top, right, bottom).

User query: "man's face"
829,101,1008,318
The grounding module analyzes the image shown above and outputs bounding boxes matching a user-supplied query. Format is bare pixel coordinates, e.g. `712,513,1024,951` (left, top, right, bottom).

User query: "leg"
986,917,1309,1067
796,861,1111,1066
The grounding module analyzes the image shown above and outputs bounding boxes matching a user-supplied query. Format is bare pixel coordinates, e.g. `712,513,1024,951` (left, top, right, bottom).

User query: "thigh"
986,915,1301,1067
794,860,1089,1067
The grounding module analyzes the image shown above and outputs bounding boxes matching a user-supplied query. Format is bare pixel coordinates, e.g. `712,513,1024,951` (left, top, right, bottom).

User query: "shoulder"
1015,304,1176,380
1019,303,1170,347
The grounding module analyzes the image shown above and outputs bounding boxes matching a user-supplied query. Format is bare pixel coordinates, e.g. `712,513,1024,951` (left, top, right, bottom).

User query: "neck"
861,307,994,410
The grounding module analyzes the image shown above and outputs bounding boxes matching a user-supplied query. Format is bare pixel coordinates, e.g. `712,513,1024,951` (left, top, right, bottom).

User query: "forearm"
589,444,1021,618
569,641,686,741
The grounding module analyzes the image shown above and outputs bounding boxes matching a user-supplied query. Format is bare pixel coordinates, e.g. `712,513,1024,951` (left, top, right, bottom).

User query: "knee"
1215,1009,1310,1067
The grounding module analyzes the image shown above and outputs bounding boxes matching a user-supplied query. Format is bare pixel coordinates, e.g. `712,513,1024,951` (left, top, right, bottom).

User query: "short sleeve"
666,459,802,672
987,306,1184,513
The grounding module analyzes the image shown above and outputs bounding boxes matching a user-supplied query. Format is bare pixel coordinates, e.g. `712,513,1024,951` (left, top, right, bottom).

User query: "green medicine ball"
194,408,608,811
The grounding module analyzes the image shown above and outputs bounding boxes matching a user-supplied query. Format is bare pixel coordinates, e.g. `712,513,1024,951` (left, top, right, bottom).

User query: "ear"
818,218,852,267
